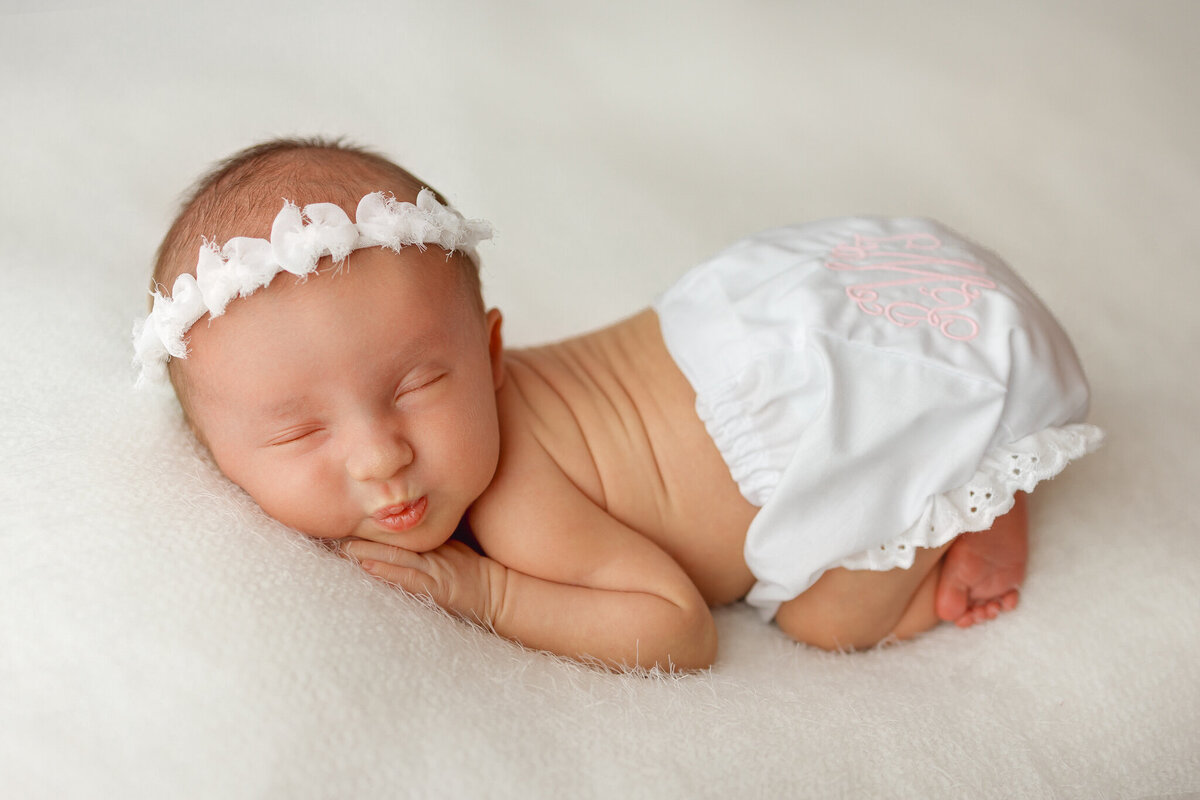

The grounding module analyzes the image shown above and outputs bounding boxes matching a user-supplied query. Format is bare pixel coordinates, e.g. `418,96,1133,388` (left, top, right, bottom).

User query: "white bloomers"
654,218,1104,620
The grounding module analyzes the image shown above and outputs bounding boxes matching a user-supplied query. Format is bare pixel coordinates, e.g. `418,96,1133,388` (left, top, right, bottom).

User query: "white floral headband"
132,188,493,386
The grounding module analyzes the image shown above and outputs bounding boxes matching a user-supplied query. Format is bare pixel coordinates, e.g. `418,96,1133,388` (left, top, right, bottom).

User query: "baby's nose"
345,425,414,482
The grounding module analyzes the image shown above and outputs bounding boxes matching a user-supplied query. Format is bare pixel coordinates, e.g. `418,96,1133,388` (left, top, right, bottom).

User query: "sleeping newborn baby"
134,138,1103,670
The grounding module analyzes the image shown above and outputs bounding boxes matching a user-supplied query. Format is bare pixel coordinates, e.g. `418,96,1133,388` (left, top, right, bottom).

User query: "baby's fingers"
340,539,492,622
360,560,441,599
342,540,422,568
342,541,439,593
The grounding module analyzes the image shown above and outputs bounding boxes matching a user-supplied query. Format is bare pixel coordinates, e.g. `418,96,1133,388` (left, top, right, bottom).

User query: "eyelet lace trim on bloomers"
836,422,1105,572
131,189,493,386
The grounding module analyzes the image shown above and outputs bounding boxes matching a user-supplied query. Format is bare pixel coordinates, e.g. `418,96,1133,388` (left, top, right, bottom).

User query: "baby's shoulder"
468,387,638,579
469,378,597,545
491,350,610,496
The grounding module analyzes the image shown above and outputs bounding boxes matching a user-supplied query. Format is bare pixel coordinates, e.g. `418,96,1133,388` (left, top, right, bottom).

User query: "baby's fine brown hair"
154,136,484,424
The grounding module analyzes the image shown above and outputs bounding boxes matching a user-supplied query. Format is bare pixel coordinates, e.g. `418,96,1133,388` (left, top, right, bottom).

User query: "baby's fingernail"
360,560,376,572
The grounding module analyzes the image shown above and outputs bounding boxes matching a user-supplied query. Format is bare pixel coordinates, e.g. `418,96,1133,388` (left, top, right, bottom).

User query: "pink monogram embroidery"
826,231,995,341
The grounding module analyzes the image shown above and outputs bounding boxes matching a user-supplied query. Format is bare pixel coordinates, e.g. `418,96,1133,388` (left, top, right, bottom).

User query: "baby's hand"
341,539,505,626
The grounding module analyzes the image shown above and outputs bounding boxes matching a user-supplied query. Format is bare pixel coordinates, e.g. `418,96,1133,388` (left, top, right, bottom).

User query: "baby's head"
142,138,504,550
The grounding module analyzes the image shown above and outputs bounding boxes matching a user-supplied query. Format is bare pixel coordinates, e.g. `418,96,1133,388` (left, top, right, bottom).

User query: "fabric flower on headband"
132,189,493,386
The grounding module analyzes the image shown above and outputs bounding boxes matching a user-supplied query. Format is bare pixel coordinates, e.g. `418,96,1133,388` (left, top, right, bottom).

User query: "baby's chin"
338,511,456,554
254,495,462,549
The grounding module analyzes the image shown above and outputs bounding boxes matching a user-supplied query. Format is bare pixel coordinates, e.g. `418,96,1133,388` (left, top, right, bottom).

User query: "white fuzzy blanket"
2,2,1197,797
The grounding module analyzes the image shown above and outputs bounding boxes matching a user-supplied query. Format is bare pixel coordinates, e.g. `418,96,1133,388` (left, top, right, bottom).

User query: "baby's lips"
371,496,428,533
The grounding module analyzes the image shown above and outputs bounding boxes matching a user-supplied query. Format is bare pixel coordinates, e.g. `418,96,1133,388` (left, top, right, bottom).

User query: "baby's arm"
346,433,716,671
475,475,718,671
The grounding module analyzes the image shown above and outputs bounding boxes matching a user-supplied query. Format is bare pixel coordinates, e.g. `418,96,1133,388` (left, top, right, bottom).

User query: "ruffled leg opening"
837,422,1105,574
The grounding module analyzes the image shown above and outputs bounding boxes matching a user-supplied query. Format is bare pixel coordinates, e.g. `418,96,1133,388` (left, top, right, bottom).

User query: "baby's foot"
935,495,1028,628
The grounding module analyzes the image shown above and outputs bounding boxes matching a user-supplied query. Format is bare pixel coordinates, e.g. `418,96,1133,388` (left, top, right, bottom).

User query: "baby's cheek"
253,457,351,539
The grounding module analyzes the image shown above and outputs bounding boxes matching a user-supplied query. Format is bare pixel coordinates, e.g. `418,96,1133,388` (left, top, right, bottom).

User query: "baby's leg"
935,492,1028,628
774,496,1029,650
774,542,951,652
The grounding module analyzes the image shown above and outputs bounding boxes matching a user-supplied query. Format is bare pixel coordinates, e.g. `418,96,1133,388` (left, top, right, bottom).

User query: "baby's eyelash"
395,373,445,400
267,427,323,447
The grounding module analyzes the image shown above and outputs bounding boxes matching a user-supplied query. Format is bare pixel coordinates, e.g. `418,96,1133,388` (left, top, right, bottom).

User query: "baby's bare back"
500,309,757,605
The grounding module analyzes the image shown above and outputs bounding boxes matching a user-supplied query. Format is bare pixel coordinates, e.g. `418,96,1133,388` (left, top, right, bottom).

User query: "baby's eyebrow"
258,395,314,421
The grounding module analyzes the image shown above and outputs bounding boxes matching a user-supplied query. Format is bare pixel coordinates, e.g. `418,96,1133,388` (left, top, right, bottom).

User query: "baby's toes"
966,604,994,626
954,607,980,628
935,579,970,623
1000,589,1020,612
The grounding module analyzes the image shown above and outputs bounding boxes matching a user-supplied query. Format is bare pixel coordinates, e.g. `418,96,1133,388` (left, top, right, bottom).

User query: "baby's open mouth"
372,496,428,533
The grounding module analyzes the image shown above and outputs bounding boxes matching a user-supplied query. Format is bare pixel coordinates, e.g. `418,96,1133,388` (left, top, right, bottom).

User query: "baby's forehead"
195,242,470,340
182,245,473,399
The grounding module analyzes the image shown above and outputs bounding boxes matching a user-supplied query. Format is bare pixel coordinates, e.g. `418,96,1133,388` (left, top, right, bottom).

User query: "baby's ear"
486,308,505,390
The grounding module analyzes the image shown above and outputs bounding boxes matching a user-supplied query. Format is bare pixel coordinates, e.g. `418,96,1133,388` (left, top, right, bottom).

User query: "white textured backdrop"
2,1,1197,797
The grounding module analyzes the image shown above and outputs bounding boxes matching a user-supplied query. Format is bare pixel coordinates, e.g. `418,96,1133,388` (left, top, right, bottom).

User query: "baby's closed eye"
393,371,446,403
265,425,326,447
